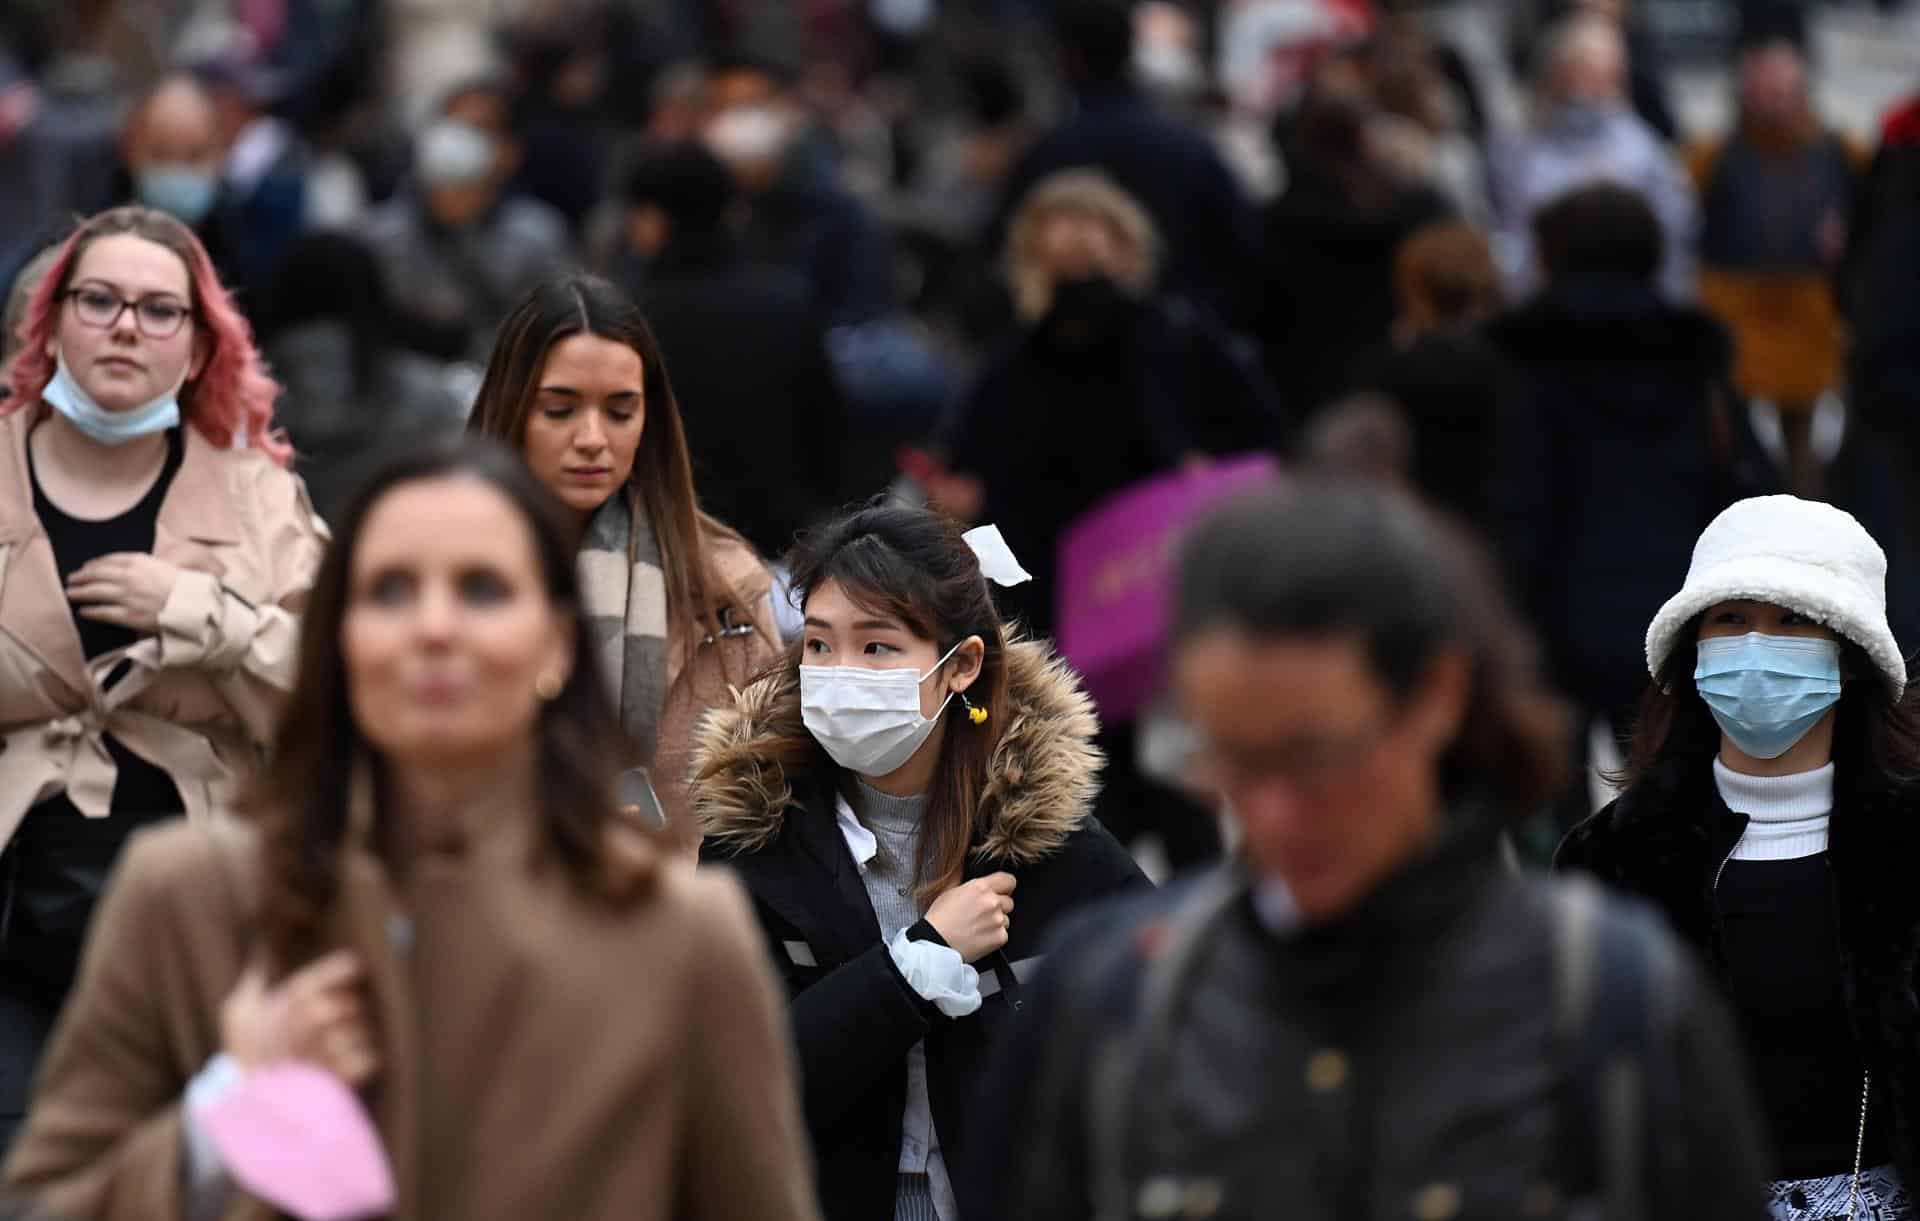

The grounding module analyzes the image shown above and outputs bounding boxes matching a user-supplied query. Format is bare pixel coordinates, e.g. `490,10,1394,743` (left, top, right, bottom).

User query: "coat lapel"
0,412,89,693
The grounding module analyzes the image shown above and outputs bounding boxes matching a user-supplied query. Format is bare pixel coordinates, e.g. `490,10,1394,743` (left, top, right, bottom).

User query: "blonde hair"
1006,170,1160,322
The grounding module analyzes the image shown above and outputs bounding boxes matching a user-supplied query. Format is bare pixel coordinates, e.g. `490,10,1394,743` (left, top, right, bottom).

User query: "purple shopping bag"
1057,455,1281,722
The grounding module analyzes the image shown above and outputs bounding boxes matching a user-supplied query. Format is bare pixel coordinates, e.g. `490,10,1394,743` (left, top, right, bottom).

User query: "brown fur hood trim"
690,639,1104,865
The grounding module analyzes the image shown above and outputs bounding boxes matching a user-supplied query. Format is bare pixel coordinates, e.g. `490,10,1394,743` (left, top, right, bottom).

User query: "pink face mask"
197,1064,397,1221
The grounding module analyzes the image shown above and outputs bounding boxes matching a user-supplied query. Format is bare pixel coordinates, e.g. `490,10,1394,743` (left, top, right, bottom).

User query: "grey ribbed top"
850,781,929,940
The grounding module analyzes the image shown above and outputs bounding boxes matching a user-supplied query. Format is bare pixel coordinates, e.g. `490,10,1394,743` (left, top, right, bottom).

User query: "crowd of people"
6,0,1920,1218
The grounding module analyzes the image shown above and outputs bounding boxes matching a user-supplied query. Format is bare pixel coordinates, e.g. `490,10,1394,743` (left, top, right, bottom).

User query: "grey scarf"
577,491,668,762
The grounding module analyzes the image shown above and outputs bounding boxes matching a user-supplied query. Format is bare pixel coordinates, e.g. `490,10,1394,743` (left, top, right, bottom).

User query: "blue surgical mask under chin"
41,350,183,446
1694,632,1844,761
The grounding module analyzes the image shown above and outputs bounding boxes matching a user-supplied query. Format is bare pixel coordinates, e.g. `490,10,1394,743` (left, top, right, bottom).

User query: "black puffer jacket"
692,641,1147,1221
1557,760,1920,1193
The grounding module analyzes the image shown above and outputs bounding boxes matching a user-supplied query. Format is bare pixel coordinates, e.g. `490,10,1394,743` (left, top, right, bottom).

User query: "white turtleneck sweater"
1713,759,1835,861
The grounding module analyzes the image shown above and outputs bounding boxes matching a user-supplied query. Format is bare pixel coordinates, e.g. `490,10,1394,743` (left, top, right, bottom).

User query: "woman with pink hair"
0,206,326,1150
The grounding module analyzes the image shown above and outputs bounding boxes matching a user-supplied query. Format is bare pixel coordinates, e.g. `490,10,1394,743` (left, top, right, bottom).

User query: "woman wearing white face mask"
693,502,1147,1221
0,206,326,1151
1558,496,1920,1221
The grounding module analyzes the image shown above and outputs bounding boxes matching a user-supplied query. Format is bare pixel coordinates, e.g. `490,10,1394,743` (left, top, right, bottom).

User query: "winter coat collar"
692,638,1103,865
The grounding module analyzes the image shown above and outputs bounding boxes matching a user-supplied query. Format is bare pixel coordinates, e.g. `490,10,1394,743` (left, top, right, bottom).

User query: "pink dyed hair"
4,206,289,465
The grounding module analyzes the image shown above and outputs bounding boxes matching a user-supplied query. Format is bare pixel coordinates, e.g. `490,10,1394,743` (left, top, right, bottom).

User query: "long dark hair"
1175,481,1571,818
785,503,1013,902
249,437,651,969
1623,619,1920,789
466,274,755,674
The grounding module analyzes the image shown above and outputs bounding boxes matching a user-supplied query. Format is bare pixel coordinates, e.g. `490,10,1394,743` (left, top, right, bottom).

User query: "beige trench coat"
3,810,822,1221
0,409,327,845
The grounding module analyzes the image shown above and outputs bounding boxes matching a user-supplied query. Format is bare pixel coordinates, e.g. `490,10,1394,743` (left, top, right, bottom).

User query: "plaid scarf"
577,491,668,763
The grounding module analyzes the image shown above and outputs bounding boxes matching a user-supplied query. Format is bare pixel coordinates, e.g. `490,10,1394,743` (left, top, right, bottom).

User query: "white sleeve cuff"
888,929,982,1017
182,1054,244,1219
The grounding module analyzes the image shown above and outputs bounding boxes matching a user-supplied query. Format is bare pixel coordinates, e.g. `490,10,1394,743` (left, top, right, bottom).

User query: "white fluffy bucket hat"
1646,496,1908,697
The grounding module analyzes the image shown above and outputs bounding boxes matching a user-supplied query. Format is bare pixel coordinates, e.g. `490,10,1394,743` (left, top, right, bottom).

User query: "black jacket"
693,641,1148,1221
630,240,851,560
1359,327,1505,534
1557,760,1920,1191
945,297,1285,636
979,816,1769,1221
1487,277,1774,714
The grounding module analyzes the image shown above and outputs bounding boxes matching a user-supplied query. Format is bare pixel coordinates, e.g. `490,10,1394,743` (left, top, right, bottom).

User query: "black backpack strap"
1549,878,1681,1221
1087,868,1250,1221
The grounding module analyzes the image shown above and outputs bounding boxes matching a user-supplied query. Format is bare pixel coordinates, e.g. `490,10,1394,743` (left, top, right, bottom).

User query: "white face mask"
801,642,964,778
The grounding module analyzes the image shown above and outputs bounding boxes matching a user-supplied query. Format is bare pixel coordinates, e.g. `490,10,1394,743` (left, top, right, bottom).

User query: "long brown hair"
249,438,652,969
467,274,751,673
785,503,1013,903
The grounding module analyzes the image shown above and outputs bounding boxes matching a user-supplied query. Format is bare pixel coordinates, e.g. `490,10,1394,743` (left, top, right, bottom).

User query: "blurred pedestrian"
620,140,851,561
1489,183,1772,827
1256,75,1453,414
112,76,245,292
362,78,575,365
1359,220,1505,532
1489,13,1698,301
702,55,896,329
0,206,327,1150
945,170,1284,871
254,231,469,523
466,275,780,852
1690,40,1860,493
4,439,823,1221
1559,495,1920,1218
988,0,1259,327
977,481,1770,1221
692,501,1146,1221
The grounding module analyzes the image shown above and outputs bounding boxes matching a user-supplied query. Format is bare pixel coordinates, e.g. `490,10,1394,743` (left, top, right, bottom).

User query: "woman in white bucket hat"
1558,495,1920,1221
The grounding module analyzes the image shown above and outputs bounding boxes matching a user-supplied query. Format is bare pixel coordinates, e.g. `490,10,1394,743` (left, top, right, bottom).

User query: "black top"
1716,855,1891,1179
9,429,188,1009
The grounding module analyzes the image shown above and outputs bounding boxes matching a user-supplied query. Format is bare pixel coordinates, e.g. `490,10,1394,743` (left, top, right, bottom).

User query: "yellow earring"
963,694,988,726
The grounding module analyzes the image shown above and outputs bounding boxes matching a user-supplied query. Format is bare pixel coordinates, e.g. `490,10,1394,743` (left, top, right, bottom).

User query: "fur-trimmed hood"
691,638,1104,864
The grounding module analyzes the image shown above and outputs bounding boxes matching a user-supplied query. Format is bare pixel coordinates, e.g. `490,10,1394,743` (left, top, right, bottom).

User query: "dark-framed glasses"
62,284,194,339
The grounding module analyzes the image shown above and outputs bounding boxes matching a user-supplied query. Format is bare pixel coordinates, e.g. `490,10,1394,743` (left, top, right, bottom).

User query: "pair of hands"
64,552,189,635
220,951,381,1088
924,872,1018,963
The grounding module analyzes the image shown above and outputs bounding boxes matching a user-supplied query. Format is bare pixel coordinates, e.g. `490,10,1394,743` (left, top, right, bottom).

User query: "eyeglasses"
1197,721,1392,794
62,285,194,339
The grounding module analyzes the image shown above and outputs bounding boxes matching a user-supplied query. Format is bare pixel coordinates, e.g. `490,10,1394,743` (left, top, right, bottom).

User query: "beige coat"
653,529,782,852
4,810,822,1221
0,410,327,845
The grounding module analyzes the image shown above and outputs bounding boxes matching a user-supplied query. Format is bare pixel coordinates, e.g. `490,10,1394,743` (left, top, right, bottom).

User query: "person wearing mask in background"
5,440,823,1221
701,55,896,330
988,0,1258,330
363,78,574,367
620,140,851,562
1558,496,1920,1220
1256,70,1454,416
1489,13,1698,302
1690,40,1860,495
113,76,243,294
692,502,1146,1221
190,55,308,307
0,206,327,1151
1490,183,1768,834
254,231,469,522
1355,220,1506,534
940,172,1283,870
976,482,1771,1221
466,275,778,851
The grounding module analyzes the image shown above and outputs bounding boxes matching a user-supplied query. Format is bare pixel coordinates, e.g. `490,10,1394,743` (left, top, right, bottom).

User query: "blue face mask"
135,164,219,225
41,350,183,445
1694,633,1843,760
